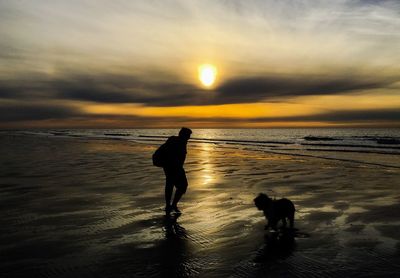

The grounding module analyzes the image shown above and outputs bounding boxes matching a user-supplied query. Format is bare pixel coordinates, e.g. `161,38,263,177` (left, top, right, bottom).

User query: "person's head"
179,127,192,141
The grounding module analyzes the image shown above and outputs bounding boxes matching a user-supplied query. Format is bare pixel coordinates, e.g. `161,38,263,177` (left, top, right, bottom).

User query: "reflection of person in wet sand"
160,214,190,277
154,127,192,214
163,213,186,239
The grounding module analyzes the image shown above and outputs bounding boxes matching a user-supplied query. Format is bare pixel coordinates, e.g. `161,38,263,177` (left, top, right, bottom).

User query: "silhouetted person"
159,127,192,214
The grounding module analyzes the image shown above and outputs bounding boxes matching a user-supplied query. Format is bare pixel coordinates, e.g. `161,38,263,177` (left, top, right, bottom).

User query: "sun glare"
198,64,217,87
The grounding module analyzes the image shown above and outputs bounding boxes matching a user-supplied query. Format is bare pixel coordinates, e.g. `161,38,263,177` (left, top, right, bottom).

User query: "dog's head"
254,193,271,210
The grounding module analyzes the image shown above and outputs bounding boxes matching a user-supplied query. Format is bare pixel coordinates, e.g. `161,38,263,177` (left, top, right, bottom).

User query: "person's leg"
171,189,184,212
165,184,173,208
171,168,188,212
164,168,174,213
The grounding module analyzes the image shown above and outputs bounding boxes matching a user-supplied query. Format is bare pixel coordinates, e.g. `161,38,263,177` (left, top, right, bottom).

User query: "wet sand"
1,134,400,277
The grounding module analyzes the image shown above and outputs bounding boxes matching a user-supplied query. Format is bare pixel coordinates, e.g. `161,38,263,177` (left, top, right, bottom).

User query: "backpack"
152,143,167,167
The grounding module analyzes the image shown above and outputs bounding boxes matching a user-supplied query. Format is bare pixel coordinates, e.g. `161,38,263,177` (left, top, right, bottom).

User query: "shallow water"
4,128,400,168
0,134,399,277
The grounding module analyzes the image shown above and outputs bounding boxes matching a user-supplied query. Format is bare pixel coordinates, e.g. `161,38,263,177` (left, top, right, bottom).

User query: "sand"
1,134,399,277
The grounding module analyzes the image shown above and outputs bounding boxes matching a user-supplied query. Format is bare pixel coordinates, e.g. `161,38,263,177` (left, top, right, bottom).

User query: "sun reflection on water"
198,143,216,186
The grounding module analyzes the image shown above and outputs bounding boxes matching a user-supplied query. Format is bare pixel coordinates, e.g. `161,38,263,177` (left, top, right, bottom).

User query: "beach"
1,133,400,278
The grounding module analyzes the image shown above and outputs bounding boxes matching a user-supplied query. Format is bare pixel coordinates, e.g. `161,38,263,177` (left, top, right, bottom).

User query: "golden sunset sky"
0,0,399,128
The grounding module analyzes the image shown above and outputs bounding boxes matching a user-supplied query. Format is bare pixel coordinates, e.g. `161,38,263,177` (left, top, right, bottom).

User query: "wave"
258,149,400,169
304,136,341,141
6,130,400,153
137,135,400,153
303,148,400,156
4,129,399,168
304,136,400,145
104,133,130,136
349,136,400,145
376,138,400,145
301,142,400,150
138,135,292,145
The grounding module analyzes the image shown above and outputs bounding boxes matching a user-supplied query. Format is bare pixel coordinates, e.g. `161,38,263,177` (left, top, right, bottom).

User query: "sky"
0,0,399,128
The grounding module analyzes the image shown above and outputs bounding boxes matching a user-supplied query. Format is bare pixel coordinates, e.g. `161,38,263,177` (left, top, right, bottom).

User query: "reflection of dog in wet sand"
254,193,295,230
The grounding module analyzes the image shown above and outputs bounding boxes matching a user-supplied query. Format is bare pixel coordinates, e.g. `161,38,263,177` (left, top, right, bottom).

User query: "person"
162,127,192,214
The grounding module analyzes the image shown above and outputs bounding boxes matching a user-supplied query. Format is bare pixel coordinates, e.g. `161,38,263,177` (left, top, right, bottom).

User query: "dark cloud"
0,72,398,107
52,74,210,106
0,76,54,99
215,75,395,104
0,103,82,122
50,73,399,106
0,73,210,106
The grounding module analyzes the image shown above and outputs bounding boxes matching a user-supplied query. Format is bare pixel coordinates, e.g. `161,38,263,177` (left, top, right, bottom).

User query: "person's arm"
177,142,187,167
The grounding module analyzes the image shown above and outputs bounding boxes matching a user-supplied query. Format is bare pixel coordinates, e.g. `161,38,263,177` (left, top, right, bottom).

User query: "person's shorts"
163,167,188,193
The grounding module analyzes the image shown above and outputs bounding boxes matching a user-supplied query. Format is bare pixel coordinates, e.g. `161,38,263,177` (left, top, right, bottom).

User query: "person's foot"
171,205,181,213
165,205,172,214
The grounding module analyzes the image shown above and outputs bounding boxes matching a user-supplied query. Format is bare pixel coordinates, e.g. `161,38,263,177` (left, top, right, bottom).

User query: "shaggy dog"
254,193,295,230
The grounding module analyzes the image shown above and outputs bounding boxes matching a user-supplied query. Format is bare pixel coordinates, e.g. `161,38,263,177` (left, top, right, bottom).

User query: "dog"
254,193,295,230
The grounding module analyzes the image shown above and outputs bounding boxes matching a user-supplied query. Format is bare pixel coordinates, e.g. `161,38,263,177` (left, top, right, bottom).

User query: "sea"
2,128,400,168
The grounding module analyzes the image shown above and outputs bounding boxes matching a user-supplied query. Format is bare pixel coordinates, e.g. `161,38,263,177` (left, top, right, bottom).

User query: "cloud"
249,108,400,123
0,72,205,106
52,74,209,106
0,103,82,122
214,74,396,104
1,71,398,107
1,96,399,128
1,0,400,76
0,1,399,127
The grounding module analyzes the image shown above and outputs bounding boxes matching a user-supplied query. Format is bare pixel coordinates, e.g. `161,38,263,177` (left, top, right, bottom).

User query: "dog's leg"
270,218,278,230
282,217,287,228
264,217,270,230
263,209,271,230
288,211,295,229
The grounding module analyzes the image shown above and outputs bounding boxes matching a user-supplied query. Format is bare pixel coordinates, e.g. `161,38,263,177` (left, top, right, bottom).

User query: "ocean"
1,128,400,277
5,128,400,168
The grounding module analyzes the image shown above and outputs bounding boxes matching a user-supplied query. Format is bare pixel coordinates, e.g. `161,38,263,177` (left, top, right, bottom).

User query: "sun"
198,64,217,87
